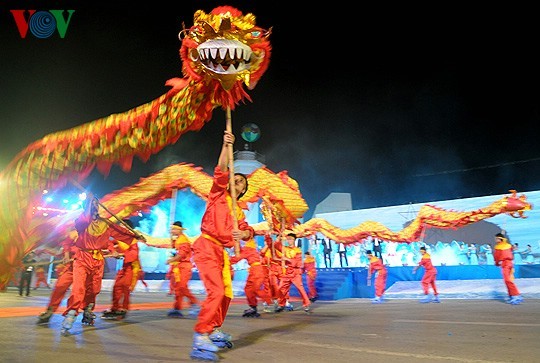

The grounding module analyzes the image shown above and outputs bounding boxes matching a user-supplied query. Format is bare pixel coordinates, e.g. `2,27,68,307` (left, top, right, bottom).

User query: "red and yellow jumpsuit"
262,237,283,303
170,231,198,311
368,254,388,298
417,252,438,296
276,243,311,309
192,166,254,335
110,239,139,312
46,233,79,312
494,238,520,297
303,254,318,300
34,266,50,289
230,239,272,308
133,260,148,290
63,214,137,317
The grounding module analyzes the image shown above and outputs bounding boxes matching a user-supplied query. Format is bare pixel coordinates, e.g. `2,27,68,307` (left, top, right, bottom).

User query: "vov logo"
10,10,75,39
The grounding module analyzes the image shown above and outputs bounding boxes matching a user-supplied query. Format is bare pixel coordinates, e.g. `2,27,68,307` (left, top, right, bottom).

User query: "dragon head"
504,190,533,218
179,6,272,91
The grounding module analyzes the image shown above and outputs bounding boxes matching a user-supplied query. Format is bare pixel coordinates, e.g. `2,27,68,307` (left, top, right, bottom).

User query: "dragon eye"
179,25,202,41
188,25,203,37
244,28,264,40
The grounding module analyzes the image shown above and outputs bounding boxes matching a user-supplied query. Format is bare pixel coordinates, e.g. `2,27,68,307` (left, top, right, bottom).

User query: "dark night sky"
1,1,539,218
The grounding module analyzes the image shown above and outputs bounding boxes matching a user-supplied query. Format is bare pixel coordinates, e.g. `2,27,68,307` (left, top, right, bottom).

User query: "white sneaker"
209,328,232,342
510,295,523,305
262,302,272,313
193,333,219,352
285,302,294,311
189,304,200,316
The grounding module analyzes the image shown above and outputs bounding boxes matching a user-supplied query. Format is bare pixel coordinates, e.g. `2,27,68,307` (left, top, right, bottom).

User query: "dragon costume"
282,190,532,244
0,6,272,289
12,163,308,255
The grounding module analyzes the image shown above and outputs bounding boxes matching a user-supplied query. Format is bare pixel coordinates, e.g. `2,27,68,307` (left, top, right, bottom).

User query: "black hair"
495,233,505,239
235,173,248,199
420,246,427,251
173,221,183,228
287,233,297,239
122,219,134,228
366,250,372,255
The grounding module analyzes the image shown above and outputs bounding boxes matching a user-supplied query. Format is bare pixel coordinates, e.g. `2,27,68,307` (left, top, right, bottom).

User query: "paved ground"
0,287,539,363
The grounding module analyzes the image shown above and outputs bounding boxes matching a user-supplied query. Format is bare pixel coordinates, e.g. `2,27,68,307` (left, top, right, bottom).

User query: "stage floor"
385,278,540,299
0,288,539,363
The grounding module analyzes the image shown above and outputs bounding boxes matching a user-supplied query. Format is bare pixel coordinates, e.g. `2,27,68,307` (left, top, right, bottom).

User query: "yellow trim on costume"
201,233,233,298
494,241,512,250
79,248,104,260
284,246,300,259
174,233,191,247
173,266,181,283
202,233,221,246
116,241,130,252
245,239,256,249
131,260,141,290
223,249,233,299
226,194,247,221
87,219,108,237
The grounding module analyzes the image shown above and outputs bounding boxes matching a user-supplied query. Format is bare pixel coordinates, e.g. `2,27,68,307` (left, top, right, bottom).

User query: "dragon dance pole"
225,107,241,255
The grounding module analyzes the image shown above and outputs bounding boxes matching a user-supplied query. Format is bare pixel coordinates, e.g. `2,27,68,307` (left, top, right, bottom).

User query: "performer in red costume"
260,234,283,311
102,219,142,320
37,232,78,324
494,232,523,305
60,198,144,334
190,130,254,359
366,250,387,304
303,251,318,302
230,238,272,317
166,221,199,318
33,266,50,289
412,246,440,303
133,262,149,292
274,233,311,313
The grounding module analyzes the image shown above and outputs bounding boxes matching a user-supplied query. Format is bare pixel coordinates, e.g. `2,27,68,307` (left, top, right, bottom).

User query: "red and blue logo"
10,10,75,39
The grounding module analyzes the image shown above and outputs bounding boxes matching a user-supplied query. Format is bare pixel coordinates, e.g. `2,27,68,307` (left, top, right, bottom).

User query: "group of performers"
19,132,525,359
35,198,145,331
187,131,318,360
25,178,524,363
363,231,523,306
26,130,321,361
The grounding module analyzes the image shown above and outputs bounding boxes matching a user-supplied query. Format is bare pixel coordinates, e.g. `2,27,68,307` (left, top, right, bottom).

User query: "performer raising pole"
189,128,254,361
